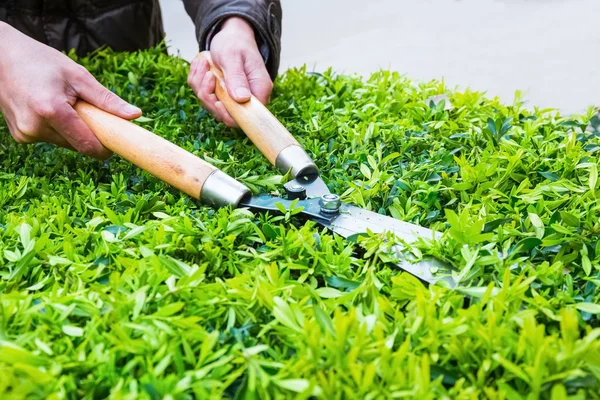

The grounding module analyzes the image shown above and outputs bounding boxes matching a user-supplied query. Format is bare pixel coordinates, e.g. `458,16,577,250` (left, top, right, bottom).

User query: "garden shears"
74,52,456,288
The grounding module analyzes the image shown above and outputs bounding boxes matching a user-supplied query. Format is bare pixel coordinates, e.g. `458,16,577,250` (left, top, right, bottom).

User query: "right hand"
187,17,273,127
0,22,142,159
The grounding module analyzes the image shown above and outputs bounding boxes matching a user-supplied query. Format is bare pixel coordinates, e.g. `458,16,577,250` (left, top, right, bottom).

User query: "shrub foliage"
0,47,599,399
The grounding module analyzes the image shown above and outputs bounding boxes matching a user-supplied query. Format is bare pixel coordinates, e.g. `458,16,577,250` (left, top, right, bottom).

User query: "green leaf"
582,254,592,276
325,276,361,290
274,202,288,214
135,116,154,123
590,164,598,191
482,218,512,233
262,223,280,240
152,212,171,219
560,211,580,227
512,237,542,254
528,213,545,239
275,379,316,394
312,304,335,336
128,71,139,86
272,297,302,333
576,303,600,314
19,223,32,250
538,171,560,182
133,287,148,320
123,225,147,240
360,164,372,179
0,342,48,366
153,302,184,317
48,256,72,266
158,255,191,277
315,287,344,298
9,250,36,281
346,233,369,243
487,117,497,135
62,325,84,337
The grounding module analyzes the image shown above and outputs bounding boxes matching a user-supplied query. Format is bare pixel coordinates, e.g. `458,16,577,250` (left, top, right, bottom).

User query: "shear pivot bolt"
319,194,341,214
284,182,307,200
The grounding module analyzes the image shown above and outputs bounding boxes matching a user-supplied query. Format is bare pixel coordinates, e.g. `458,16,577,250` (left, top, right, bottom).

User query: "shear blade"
331,204,440,242
241,195,456,288
325,204,456,287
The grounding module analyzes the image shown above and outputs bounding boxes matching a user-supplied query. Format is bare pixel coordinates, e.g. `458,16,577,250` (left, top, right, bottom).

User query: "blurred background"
160,0,599,115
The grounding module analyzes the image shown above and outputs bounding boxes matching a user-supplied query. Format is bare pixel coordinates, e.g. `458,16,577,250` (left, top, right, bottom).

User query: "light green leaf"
315,287,344,299
528,213,545,239
590,163,598,191
62,325,84,337
275,379,315,394
48,256,72,266
152,212,171,219
123,225,147,240
19,223,32,250
576,303,600,314
360,164,372,179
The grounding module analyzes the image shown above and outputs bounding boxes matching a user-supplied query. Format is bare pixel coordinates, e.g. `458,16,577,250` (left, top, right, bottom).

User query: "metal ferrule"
275,145,319,178
200,170,251,209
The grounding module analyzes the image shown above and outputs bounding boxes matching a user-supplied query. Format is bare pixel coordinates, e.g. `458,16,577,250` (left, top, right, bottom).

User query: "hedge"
0,46,599,399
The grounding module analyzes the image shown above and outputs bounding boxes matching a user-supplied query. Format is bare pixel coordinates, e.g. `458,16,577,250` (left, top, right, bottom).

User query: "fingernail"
235,88,251,99
122,104,141,115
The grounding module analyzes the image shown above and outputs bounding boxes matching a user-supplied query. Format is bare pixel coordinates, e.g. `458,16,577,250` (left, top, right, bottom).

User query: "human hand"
0,22,142,159
187,17,273,127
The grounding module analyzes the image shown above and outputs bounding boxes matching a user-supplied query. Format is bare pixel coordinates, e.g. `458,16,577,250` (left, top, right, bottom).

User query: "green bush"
1,46,599,399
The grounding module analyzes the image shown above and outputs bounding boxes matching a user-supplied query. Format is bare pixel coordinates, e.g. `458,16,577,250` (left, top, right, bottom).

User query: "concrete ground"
159,0,599,115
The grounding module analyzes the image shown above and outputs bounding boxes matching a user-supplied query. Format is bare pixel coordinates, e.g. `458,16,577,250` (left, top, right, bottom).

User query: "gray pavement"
159,0,600,114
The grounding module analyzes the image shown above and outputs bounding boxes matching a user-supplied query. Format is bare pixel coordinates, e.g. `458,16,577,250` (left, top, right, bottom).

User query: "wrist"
220,17,254,38
0,21,10,41
0,22,9,76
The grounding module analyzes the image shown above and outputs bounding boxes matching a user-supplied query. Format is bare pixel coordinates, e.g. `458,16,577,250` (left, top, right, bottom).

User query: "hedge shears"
74,52,456,288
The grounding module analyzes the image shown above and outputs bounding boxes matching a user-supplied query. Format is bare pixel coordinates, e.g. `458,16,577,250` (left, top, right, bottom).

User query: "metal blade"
391,246,457,288
240,195,456,287
323,204,456,288
331,204,440,242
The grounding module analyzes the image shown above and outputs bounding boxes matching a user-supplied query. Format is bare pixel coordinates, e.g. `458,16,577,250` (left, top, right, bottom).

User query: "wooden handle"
74,101,216,199
195,51,300,166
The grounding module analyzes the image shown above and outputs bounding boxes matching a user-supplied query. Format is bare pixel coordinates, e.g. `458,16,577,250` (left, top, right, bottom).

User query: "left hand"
188,17,273,127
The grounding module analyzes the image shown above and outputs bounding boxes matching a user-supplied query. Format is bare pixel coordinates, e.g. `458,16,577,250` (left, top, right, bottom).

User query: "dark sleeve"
182,0,282,80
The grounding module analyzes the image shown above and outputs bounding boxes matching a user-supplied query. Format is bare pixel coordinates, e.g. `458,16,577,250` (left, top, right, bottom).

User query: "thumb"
220,54,252,103
74,71,142,119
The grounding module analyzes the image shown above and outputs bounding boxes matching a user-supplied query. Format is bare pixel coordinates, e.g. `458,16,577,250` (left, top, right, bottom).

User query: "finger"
198,72,225,119
188,58,209,93
245,55,273,105
71,67,142,120
193,70,235,125
7,116,73,150
215,101,237,127
191,65,216,103
48,102,112,159
37,128,76,151
5,118,35,144
219,53,251,102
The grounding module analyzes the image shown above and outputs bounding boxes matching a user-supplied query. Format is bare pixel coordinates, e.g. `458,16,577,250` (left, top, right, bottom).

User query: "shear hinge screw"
284,182,307,200
319,194,341,214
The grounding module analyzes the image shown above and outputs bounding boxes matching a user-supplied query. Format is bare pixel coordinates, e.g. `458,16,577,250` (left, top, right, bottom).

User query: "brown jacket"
0,0,282,79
